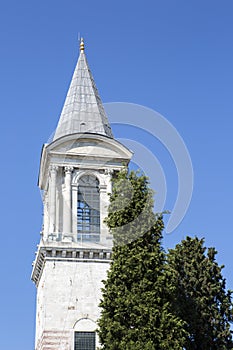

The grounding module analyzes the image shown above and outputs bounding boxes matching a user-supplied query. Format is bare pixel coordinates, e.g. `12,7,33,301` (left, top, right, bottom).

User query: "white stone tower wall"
35,259,109,350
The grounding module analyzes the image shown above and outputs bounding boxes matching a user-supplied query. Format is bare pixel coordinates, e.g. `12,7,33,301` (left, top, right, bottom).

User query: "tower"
32,39,132,350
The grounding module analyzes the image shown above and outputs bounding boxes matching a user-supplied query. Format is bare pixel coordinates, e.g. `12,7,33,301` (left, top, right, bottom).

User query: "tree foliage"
98,170,233,349
167,236,233,349
98,170,186,349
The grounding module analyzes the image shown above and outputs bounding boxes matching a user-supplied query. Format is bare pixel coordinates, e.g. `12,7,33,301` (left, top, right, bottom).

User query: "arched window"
77,175,100,242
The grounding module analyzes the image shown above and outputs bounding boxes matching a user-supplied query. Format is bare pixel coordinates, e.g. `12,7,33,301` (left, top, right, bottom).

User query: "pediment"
38,133,133,189
47,133,132,160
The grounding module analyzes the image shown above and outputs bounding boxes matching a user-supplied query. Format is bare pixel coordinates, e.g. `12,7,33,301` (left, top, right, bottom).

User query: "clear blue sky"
0,1,233,348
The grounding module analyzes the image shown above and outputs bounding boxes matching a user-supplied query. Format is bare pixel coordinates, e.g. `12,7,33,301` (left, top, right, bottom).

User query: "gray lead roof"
53,46,113,141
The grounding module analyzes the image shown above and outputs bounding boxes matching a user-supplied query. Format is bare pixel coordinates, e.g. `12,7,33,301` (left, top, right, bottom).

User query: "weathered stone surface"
35,259,109,349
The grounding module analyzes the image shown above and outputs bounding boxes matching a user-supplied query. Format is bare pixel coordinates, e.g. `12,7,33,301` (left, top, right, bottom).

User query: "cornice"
31,245,112,287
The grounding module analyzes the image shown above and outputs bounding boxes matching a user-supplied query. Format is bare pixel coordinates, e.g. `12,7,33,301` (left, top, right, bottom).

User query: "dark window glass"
77,175,100,242
74,331,96,350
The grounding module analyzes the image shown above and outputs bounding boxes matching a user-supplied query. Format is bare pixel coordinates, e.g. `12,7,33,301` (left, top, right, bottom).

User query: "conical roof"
53,39,113,141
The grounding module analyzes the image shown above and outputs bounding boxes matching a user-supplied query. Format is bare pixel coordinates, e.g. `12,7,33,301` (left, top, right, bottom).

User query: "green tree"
98,170,186,349
167,236,233,350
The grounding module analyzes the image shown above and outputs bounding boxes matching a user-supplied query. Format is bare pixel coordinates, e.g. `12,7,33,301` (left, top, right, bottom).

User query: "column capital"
64,166,74,174
104,168,113,175
49,164,59,173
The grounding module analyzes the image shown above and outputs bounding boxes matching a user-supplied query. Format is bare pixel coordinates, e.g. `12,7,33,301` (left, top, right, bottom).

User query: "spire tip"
80,37,85,52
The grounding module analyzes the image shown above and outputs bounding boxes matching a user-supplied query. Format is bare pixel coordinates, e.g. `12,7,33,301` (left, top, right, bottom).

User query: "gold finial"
80,37,85,52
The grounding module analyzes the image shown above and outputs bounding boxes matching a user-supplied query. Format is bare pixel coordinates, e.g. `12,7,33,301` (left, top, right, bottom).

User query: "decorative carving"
104,168,113,175
64,166,73,174
49,164,58,174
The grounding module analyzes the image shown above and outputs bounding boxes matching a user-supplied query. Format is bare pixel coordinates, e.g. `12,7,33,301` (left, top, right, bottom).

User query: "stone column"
99,183,108,211
71,184,78,242
99,183,108,245
43,190,49,239
49,165,58,235
100,169,113,247
63,166,73,239
105,168,113,194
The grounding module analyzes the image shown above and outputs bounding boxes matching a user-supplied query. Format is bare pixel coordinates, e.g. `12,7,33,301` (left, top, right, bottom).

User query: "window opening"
77,175,100,242
74,331,96,350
